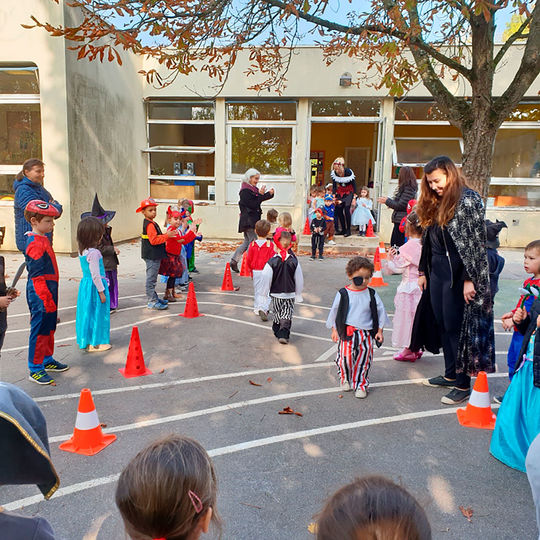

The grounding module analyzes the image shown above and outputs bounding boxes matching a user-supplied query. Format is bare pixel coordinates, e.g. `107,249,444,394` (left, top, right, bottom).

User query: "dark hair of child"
406,211,423,236
115,434,220,540
359,186,370,197
316,476,431,540
266,209,278,223
278,230,292,247
77,217,105,255
526,239,540,253
255,219,271,237
346,256,374,277
23,210,47,223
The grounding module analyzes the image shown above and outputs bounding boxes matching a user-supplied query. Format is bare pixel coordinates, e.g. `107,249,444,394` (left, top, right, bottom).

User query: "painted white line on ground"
314,345,337,363
3,400,501,512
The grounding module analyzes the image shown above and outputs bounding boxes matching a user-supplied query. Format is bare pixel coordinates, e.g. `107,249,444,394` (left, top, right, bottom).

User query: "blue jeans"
144,259,161,302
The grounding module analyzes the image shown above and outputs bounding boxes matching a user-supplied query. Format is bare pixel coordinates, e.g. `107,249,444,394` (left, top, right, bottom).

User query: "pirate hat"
81,194,116,223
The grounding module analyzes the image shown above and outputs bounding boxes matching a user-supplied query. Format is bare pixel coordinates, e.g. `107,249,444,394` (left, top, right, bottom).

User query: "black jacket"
98,225,119,272
238,187,274,233
310,217,326,235
385,184,417,224
515,297,540,388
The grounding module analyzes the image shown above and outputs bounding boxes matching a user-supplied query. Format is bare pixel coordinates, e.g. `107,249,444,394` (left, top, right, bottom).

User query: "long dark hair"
77,217,104,254
397,166,417,190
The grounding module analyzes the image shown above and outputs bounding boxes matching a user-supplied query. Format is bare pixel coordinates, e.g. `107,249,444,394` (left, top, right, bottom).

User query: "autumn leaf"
278,406,303,417
266,377,272,383
459,505,473,522
249,380,262,386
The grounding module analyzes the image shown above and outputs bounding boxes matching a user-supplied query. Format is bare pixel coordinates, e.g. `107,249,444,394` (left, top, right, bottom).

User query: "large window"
312,99,380,118
0,65,41,199
145,100,215,202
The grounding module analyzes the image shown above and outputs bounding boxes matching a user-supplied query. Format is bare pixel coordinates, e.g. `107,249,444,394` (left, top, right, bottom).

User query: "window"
393,138,463,167
145,100,215,202
0,65,41,199
395,100,448,122
312,99,380,118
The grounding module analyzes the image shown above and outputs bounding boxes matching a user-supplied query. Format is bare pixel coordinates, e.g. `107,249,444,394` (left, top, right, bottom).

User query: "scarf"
273,232,289,261
330,169,355,185
240,181,259,194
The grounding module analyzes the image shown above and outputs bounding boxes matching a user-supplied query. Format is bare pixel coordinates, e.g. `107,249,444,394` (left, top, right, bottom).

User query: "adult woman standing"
377,166,417,247
230,168,274,273
416,156,495,405
331,157,356,237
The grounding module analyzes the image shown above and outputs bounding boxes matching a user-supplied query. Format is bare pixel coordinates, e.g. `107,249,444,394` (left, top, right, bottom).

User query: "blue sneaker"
157,298,168,305
44,359,70,372
29,370,55,385
147,301,168,310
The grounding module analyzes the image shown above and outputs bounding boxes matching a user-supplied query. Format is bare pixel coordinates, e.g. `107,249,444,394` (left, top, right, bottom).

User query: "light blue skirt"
490,361,540,472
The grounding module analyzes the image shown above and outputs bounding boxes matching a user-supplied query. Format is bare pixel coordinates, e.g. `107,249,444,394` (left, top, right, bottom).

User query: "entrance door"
345,147,370,188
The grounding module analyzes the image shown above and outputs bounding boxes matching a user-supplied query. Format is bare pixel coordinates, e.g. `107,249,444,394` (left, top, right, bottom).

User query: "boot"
164,289,178,302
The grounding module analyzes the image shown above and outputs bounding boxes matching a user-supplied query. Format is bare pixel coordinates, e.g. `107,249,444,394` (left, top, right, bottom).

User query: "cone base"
456,407,496,430
369,280,388,287
59,433,117,456
118,366,153,379
179,313,204,318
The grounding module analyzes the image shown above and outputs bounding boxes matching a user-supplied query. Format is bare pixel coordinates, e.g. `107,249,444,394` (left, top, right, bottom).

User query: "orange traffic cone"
59,388,116,456
373,247,380,266
119,326,152,378
221,263,236,290
456,372,496,429
180,282,203,318
240,252,252,277
366,220,376,238
369,254,388,287
303,217,310,235
378,242,387,260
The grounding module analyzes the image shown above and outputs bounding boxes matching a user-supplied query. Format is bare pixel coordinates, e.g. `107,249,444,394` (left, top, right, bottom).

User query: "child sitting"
351,186,374,236
76,217,111,353
115,434,220,540
24,200,68,385
323,194,336,246
326,256,389,398
266,208,279,238
310,208,326,260
261,231,304,344
246,219,275,321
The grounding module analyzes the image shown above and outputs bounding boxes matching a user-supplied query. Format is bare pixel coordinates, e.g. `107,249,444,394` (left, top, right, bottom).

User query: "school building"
0,1,538,252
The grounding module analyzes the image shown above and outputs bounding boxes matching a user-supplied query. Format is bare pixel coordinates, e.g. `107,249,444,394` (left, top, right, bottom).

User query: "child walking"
76,217,111,353
326,256,389,398
246,219,275,321
115,434,220,540
386,212,423,362
137,198,176,310
23,200,68,385
351,186,374,236
310,208,326,260
261,231,304,344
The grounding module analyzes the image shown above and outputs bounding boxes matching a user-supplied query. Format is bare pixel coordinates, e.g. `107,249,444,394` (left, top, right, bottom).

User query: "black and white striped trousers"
271,297,295,339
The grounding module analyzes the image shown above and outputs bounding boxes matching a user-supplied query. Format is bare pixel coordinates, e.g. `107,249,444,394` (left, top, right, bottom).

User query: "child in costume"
275,212,297,251
386,212,423,362
23,200,68,385
490,295,540,472
260,231,303,345
323,194,336,245
137,198,176,310
326,256,389,399
76,217,111,352
81,194,119,312
246,219,275,321
266,208,278,238
398,198,417,240
310,208,326,260
485,219,507,304
179,199,203,274
351,186,375,236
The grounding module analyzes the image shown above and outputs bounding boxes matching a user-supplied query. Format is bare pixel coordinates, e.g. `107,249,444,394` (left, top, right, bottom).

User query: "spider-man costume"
24,232,58,373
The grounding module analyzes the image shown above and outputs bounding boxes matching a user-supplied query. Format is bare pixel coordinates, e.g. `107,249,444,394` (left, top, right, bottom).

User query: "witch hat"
81,194,116,223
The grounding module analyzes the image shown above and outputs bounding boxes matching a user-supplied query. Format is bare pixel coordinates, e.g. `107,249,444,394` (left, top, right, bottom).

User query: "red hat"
315,207,324,216
166,206,187,219
136,198,158,213
24,200,60,218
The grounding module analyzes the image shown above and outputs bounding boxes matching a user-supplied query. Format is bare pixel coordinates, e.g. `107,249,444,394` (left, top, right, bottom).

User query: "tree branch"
493,14,532,66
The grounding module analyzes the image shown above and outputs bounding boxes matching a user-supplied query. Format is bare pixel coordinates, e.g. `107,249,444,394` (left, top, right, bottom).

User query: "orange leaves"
278,406,303,417
459,505,474,522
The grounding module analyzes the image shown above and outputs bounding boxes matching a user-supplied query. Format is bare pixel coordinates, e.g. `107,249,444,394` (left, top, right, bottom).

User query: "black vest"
141,219,167,260
335,287,380,344
268,254,298,294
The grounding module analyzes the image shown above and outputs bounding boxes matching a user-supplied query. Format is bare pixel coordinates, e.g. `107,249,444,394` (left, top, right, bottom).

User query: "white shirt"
82,248,105,292
260,254,304,302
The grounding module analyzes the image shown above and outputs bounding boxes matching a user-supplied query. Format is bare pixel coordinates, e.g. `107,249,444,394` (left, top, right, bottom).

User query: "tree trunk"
461,125,497,198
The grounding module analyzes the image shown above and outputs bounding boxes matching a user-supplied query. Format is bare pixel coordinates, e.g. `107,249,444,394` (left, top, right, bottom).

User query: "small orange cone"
119,326,152,378
240,252,252,277
378,242,387,260
303,217,310,235
221,263,236,290
456,372,496,429
373,247,380,266
366,220,376,238
180,282,203,318
59,388,116,456
369,254,388,287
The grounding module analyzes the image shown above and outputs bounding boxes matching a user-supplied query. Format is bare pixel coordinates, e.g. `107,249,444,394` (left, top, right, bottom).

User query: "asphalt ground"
0,242,536,540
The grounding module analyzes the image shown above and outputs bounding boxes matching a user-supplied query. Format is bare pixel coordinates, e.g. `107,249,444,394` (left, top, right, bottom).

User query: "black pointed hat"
81,194,116,223
485,219,507,249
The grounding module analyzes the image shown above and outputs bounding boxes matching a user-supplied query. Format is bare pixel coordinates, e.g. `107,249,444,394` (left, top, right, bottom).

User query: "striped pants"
336,329,373,391
271,297,295,339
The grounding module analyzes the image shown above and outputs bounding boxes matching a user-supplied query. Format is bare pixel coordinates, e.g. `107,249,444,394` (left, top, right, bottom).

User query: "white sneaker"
340,381,352,392
328,240,336,245
355,388,368,399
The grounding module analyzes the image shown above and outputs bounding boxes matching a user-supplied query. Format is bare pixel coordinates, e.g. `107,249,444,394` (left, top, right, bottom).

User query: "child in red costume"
24,200,68,385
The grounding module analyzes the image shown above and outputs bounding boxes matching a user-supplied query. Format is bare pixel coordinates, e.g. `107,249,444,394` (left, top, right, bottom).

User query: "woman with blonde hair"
331,157,356,237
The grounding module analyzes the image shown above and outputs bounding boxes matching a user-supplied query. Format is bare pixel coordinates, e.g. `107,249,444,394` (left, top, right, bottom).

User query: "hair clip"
188,490,203,513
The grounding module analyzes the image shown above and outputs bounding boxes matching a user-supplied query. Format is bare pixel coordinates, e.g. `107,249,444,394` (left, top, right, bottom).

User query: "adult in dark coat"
230,168,274,273
414,156,494,406
378,166,417,247
331,157,356,237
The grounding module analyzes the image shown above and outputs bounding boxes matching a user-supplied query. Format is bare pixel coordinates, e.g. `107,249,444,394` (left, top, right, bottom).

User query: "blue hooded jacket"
13,177,63,252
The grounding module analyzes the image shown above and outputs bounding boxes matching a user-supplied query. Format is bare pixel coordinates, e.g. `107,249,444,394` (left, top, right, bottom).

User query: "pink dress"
386,238,422,348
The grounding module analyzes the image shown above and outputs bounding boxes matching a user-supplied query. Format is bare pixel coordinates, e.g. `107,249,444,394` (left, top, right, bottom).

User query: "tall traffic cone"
180,282,203,318
378,242,387,260
456,372,496,429
240,252,252,277
366,220,376,238
303,217,310,235
369,252,388,287
59,388,116,456
221,263,236,291
119,326,152,378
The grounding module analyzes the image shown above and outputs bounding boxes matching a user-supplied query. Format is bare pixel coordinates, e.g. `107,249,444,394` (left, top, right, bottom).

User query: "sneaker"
422,375,456,388
344,232,351,238
327,240,336,245
493,394,504,404
258,310,268,322
29,370,55,385
87,344,112,353
157,298,168,305
110,308,117,314
44,359,69,372
190,268,200,274
318,255,324,260
340,381,352,392
310,256,316,260
441,388,471,405
230,260,239,273
278,337,289,344
147,301,168,310
355,388,368,399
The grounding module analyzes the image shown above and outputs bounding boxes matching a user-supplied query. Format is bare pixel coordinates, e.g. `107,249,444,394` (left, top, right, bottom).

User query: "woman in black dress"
331,157,356,237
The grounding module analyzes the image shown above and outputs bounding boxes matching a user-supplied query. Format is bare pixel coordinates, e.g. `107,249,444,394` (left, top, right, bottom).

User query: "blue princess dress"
76,248,110,349
490,333,540,472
